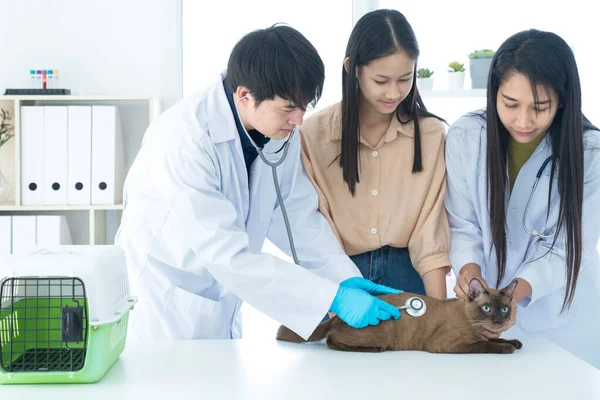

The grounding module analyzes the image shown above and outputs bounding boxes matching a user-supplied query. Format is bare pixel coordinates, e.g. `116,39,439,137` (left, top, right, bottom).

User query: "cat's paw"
501,344,517,354
489,338,523,350
503,339,523,349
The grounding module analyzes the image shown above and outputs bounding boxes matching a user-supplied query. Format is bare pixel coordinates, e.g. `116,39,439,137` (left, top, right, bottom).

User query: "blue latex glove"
329,285,401,329
340,277,404,296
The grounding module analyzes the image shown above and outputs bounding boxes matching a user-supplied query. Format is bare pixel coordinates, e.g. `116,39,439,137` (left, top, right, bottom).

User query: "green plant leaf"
417,68,434,78
448,61,465,72
468,49,495,59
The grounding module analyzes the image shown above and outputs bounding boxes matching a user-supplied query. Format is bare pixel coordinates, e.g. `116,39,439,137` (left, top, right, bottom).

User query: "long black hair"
485,29,598,311
340,9,441,195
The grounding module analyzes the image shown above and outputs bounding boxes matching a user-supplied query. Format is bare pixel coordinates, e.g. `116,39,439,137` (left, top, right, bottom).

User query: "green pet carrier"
0,245,137,384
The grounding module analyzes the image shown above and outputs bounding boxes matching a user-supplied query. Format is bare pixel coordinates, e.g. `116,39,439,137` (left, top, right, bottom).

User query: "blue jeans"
349,246,426,295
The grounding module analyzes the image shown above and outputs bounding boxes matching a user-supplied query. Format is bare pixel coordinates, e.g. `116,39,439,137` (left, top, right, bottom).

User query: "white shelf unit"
0,95,160,245
0,205,123,211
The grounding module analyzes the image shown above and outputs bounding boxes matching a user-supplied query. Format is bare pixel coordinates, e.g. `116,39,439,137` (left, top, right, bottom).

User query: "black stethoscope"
522,156,556,239
235,96,300,264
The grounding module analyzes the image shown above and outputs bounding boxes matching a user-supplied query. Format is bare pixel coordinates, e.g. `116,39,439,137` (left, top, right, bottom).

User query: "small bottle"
42,70,47,89
36,70,42,89
53,70,60,89
47,70,53,89
30,70,36,89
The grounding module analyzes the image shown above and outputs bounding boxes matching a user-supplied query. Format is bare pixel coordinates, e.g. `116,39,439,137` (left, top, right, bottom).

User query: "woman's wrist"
423,267,450,299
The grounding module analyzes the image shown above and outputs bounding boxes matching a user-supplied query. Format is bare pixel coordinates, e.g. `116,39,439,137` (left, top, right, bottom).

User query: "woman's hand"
454,263,487,300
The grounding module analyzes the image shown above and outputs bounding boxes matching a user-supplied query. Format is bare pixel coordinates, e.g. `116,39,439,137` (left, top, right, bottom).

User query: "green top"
508,133,546,192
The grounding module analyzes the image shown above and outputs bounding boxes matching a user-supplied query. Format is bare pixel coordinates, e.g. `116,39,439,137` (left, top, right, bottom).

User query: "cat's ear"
501,280,519,299
468,278,488,302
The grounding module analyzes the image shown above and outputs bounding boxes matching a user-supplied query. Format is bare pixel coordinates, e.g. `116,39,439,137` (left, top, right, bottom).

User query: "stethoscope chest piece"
399,296,427,317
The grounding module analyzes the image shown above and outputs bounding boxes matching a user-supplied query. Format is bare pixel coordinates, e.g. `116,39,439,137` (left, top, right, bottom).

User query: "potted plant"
0,108,14,204
447,61,466,91
468,49,495,89
416,68,434,90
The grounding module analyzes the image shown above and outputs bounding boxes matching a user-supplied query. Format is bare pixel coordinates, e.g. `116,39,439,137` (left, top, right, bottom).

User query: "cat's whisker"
466,322,493,330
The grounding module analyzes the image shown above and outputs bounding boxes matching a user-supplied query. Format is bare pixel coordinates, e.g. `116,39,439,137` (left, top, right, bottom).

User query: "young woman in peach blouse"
301,9,450,299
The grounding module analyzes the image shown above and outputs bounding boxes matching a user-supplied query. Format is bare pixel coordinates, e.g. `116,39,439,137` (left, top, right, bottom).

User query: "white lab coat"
445,113,600,368
115,73,361,341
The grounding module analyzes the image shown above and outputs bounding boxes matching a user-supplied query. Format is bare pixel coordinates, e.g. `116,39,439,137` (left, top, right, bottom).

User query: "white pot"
417,77,434,91
448,71,465,91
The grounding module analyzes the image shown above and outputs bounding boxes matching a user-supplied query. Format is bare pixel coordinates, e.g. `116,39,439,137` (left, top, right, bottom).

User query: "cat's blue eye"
501,306,509,313
482,305,491,313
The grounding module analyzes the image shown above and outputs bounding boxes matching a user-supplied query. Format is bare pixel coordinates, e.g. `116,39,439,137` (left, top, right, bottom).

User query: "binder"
91,106,124,205
43,106,68,205
67,106,92,205
21,107,45,205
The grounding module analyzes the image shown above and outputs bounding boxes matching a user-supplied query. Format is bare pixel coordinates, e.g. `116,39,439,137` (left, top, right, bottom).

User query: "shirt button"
371,189,378,197
372,151,378,157
370,228,378,235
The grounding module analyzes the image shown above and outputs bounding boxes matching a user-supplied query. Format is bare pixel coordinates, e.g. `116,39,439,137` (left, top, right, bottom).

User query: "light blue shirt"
445,112,600,368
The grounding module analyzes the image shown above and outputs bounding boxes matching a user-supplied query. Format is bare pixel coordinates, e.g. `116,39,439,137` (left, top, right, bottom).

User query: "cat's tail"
276,318,335,343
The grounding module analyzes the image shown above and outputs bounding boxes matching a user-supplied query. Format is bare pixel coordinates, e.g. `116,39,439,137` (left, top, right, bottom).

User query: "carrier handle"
90,296,138,327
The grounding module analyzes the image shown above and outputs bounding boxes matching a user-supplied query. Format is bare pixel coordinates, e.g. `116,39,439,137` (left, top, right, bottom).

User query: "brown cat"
277,278,523,354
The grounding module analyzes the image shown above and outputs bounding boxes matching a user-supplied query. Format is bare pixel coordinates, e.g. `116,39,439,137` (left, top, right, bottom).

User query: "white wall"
0,0,184,179
182,0,352,114
378,0,600,125
0,0,182,110
0,0,183,243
